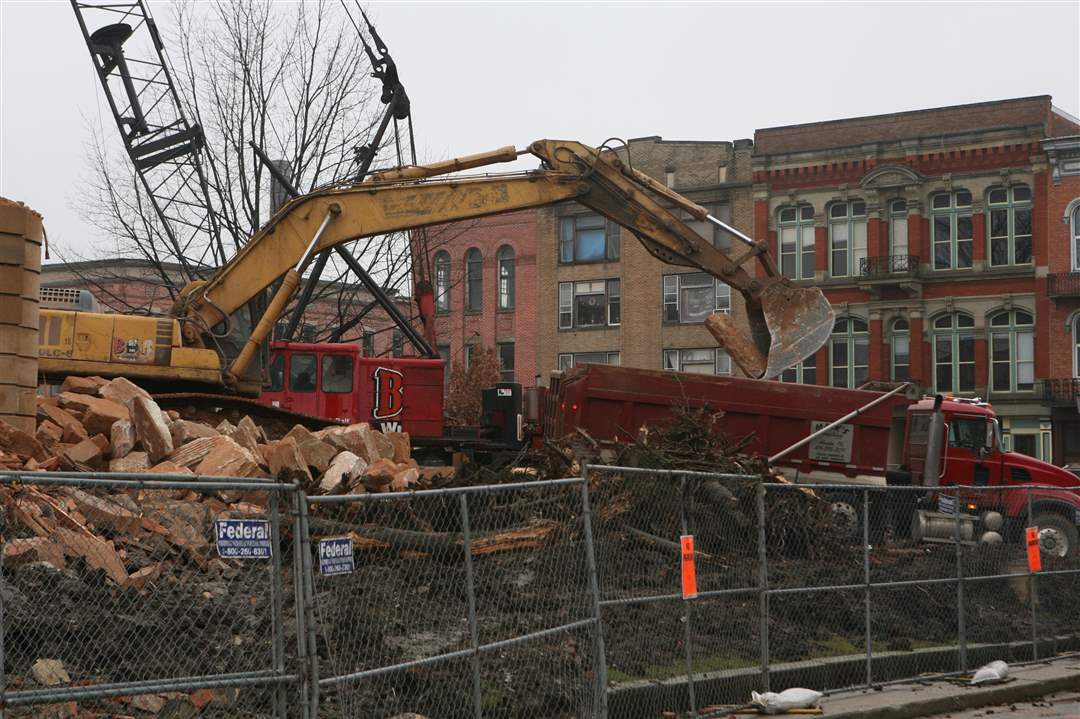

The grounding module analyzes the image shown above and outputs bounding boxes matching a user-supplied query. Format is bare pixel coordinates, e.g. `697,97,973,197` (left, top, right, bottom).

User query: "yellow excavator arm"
173,139,833,383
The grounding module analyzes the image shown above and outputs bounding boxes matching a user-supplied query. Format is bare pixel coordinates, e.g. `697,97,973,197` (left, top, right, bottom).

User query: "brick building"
426,210,538,384
753,96,1080,462
40,258,419,359
1042,134,1080,464
535,136,755,379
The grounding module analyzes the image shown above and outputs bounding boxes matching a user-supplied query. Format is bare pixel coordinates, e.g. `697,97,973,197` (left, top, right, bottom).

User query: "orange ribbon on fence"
681,534,698,599
1026,526,1042,573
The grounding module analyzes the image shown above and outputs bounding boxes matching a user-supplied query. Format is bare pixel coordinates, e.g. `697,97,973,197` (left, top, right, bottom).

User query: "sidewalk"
819,659,1080,719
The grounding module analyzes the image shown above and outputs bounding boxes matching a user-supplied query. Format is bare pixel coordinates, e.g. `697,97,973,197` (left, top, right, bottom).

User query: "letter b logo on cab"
372,366,405,420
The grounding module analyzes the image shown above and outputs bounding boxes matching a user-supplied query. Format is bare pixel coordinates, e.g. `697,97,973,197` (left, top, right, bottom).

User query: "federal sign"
937,494,957,516
215,519,272,559
319,537,355,576
808,421,854,463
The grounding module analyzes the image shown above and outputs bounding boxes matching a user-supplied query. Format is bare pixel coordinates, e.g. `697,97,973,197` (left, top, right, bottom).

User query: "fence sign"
809,421,854,463
938,494,957,516
215,519,272,559
680,535,698,599
1026,526,1042,572
319,537,355,576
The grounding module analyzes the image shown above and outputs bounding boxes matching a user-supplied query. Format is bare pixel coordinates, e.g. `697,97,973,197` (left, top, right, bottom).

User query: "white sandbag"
970,660,1009,685
750,688,824,714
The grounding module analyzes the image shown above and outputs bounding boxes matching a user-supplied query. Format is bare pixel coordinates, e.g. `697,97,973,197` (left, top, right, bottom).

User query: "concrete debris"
266,436,312,484
320,450,366,494
196,437,265,478
98,376,152,408
110,418,136,459
170,419,219,446
109,450,150,473
130,395,174,462
30,658,71,686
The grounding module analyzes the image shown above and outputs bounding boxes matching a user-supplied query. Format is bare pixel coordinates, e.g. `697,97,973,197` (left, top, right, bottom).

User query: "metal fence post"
268,489,287,719
579,469,608,719
458,494,483,719
296,492,321,717
678,474,697,717
862,488,872,688
290,489,311,719
1027,487,1038,660
756,481,770,692
954,487,967,672
1,521,6,719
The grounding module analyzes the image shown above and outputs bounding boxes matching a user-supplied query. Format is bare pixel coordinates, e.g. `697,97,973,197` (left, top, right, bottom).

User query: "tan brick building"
536,137,755,380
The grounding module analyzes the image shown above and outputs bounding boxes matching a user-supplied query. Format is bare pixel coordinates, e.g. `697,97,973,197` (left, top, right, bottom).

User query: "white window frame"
663,273,730,323
932,313,976,394
829,317,870,389
1071,204,1080,272
662,348,732,376
931,191,974,271
496,245,515,310
777,204,816,280
557,351,621,371
889,199,908,257
989,310,1034,393
890,318,910,382
986,185,1033,267
434,251,451,313
780,356,817,384
558,280,620,330
828,200,868,278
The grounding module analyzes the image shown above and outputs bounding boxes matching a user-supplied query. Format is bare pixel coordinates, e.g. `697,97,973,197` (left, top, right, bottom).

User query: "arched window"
989,309,1034,393
932,313,975,394
464,248,482,313
889,199,908,257
1074,314,1080,377
497,245,515,310
828,200,867,277
931,191,973,271
1072,204,1080,271
777,204,815,280
434,251,451,313
890,318,910,381
987,185,1032,266
830,317,869,388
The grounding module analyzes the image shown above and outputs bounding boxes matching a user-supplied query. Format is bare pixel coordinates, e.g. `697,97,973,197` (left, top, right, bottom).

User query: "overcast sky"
1,1,1077,262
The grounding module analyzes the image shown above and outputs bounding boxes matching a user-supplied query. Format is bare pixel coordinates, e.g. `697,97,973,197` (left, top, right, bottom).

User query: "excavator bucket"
707,283,834,380
757,283,835,380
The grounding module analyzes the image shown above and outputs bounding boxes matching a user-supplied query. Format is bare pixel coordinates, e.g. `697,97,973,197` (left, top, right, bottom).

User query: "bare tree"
67,0,420,337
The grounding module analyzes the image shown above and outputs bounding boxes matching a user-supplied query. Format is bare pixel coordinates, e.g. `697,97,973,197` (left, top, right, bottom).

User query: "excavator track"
152,392,344,437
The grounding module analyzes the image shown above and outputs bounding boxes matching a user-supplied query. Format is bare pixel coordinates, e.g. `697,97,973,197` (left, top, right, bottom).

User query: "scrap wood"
620,525,728,566
338,518,561,557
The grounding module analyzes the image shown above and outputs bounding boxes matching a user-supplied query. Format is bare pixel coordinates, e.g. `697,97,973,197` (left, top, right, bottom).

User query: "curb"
824,671,1080,719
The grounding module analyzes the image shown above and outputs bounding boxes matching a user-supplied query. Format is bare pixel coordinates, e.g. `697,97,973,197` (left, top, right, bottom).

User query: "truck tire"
1031,512,1079,558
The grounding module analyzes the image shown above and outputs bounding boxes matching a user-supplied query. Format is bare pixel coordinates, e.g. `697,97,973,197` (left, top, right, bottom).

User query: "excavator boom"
172,139,832,383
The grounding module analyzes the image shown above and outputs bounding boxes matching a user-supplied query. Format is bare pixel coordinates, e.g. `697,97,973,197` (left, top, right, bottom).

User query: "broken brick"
385,431,412,463
59,375,106,395
170,420,219,446
266,436,312,484
3,537,66,569
36,403,88,443
109,451,150,473
0,419,48,461
62,436,105,466
53,527,128,585
196,437,264,478
35,419,63,448
99,376,152,408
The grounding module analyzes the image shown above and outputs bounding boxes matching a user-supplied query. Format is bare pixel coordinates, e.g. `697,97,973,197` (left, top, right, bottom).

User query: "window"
392,330,403,358
663,273,730,323
828,201,867,277
362,331,375,356
289,353,316,392
663,348,732,375
434,251,451,313
497,245,515,310
989,310,1034,393
464,344,475,369
830,317,869,388
465,248,482,312
321,355,354,393
987,186,1032,266
1075,315,1080,377
933,313,976,394
274,322,316,342
949,417,989,451
931,191,973,270
557,352,621,370
889,200,908,257
560,214,619,263
268,354,284,391
778,204,816,280
780,355,817,384
1072,205,1080,271
558,280,620,329
684,204,732,251
891,318,910,382
497,342,515,382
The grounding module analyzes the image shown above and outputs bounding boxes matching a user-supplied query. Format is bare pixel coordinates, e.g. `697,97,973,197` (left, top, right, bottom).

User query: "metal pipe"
458,494,483,719
954,487,967,672
580,471,609,719
297,494,320,716
308,476,585,503
769,383,910,464
4,670,295,706
268,490,286,719
290,491,312,719
757,481,771,692
679,474,697,717
863,488,873,688
0,471,292,490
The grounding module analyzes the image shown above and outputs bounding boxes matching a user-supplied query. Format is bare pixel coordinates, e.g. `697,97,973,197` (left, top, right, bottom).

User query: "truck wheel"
828,495,860,538
1031,513,1079,558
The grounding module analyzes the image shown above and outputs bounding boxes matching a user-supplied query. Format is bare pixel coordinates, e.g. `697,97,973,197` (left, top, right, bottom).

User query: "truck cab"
905,396,1080,556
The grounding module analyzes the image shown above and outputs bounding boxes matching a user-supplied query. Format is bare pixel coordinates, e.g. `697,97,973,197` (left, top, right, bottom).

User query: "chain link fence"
2,466,1080,717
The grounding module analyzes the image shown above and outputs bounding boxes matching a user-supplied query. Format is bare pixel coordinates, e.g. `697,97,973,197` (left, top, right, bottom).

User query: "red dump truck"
545,364,1080,556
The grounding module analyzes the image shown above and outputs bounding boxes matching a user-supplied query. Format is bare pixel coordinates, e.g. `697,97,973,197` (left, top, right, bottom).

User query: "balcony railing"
1047,272,1080,298
859,255,919,278
1042,378,1080,404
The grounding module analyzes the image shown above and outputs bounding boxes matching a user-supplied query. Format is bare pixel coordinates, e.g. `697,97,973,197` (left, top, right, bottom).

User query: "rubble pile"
0,375,435,495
